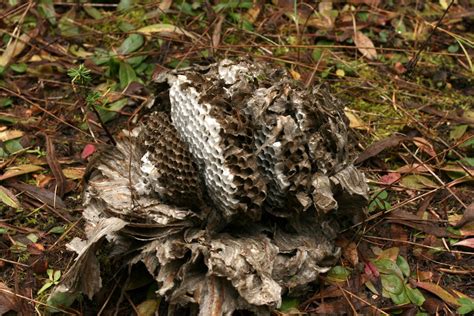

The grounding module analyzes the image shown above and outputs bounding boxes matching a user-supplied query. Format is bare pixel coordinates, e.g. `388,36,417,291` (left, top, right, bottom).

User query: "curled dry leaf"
137,24,197,40
0,130,23,142
0,31,36,67
415,282,461,306
0,165,44,181
454,203,474,228
353,31,377,60
355,135,409,164
453,238,474,249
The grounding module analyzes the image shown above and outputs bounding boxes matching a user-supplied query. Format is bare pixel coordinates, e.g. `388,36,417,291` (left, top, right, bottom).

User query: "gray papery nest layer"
51,60,368,315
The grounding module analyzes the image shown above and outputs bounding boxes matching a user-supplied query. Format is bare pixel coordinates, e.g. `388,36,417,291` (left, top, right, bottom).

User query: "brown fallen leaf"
212,15,225,50
386,210,454,238
453,238,474,249
0,130,24,142
412,137,437,159
379,172,401,185
6,181,66,210
395,163,432,174
415,282,461,306
0,282,19,315
353,31,377,60
0,164,44,181
355,135,410,164
39,133,66,198
0,30,37,67
454,203,474,228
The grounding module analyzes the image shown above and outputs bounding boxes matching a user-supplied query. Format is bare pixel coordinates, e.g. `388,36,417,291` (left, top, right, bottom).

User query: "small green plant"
37,269,61,295
67,64,92,86
368,189,391,212
457,297,474,315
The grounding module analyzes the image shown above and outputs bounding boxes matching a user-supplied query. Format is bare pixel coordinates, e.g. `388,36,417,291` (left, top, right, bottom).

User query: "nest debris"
51,60,368,315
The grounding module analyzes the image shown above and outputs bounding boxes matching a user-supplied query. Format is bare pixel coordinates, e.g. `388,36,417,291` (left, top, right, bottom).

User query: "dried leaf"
395,163,432,174
0,32,34,67
379,172,401,184
40,133,66,198
415,282,461,306
0,282,18,315
377,247,399,261
62,168,85,180
387,210,453,237
137,24,197,40
342,241,359,265
0,130,23,142
6,181,66,210
212,15,225,49
412,137,437,158
355,135,409,164
454,203,474,228
0,164,44,181
0,185,20,209
453,238,474,249
344,110,369,130
353,31,377,60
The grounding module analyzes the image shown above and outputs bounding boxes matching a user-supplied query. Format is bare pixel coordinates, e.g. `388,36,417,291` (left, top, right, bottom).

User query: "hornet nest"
51,60,368,315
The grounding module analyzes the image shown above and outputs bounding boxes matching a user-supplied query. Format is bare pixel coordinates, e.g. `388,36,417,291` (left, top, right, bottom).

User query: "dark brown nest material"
51,60,368,315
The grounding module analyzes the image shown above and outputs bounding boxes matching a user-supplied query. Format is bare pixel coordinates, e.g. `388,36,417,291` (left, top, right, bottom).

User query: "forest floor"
0,1,473,315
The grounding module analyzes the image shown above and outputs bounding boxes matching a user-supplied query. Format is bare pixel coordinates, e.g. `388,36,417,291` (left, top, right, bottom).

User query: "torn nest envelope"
50,59,368,315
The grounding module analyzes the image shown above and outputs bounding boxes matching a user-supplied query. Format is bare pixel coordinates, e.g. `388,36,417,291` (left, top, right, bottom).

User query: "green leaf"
396,256,410,277
119,62,137,89
58,15,80,37
4,138,24,154
118,0,133,11
457,297,474,315
0,97,12,107
450,125,468,140
405,285,425,306
96,99,128,123
53,270,61,282
26,233,38,243
84,6,103,19
327,265,350,282
37,281,54,295
365,280,379,295
279,297,299,312
10,63,27,73
38,0,56,25
373,259,403,278
448,43,459,53
0,185,20,209
118,34,144,55
381,274,404,295
401,175,438,190
389,287,410,305
48,226,65,234
47,291,78,312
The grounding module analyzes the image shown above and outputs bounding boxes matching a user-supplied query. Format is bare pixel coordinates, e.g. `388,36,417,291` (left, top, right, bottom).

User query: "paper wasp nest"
52,60,368,315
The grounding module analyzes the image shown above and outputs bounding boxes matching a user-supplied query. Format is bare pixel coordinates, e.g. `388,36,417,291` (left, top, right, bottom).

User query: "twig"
405,0,455,76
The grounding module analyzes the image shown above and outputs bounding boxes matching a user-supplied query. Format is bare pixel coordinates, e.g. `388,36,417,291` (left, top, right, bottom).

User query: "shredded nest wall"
51,60,368,315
